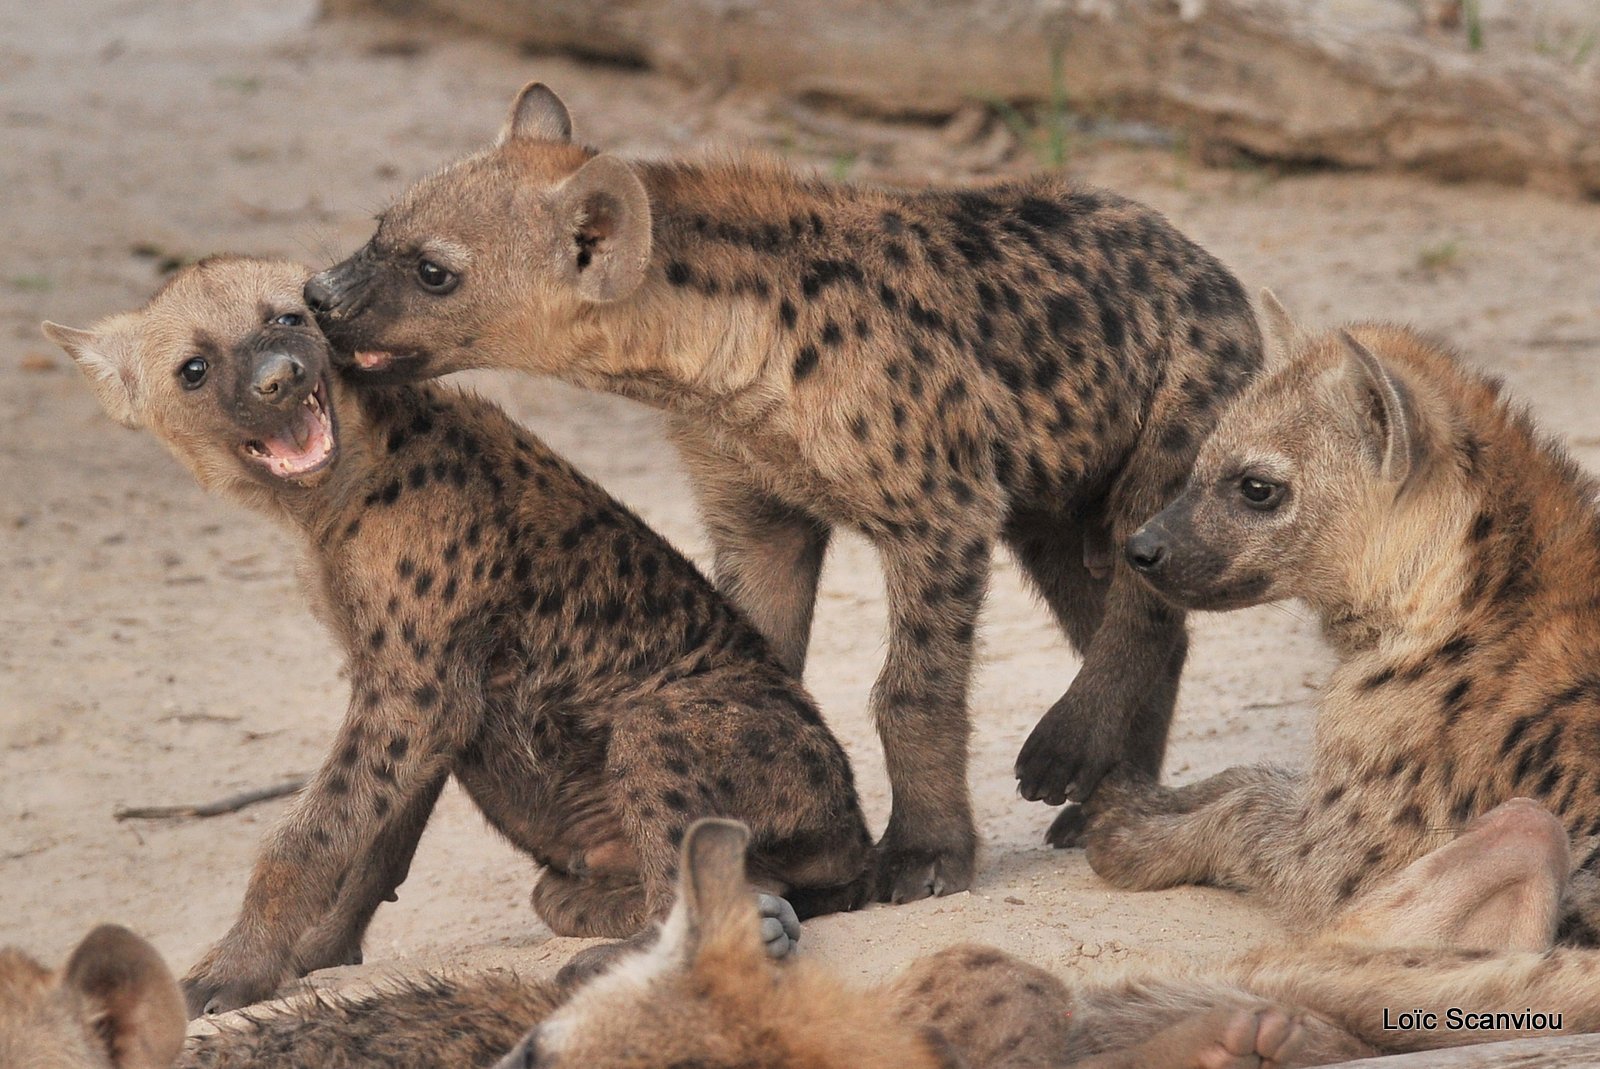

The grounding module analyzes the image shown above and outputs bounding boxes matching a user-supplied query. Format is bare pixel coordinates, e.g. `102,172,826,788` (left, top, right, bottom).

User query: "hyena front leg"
671,423,832,675
181,684,466,1016
291,772,448,972
871,522,993,902
1081,765,1303,896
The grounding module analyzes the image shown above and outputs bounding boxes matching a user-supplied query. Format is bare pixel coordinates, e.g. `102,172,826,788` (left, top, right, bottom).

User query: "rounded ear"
1338,330,1424,486
554,155,652,303
678,818,759,955
498,82,573,146
43,321,143,429
63,926,185,1069
1256,288,1305,370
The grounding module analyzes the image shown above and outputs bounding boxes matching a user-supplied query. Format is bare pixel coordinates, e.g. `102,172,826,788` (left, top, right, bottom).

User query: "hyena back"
45,256,872,1018
1090,296,1600,939
305,83,1263,900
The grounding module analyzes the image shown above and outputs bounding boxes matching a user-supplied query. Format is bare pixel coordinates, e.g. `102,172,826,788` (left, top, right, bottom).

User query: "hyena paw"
181,959,289,1019
757,894,801,959
1014,692,1123,808
873,825,977,904
1203,1005,1310,1069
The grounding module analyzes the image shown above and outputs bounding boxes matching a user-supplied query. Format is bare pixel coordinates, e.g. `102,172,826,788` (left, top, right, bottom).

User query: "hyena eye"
416,259,459,294
272,312,304,327
1239,476,1284,510
178,356,209,389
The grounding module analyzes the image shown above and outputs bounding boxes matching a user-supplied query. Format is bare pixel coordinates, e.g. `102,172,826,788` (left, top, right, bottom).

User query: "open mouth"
240,378,337,480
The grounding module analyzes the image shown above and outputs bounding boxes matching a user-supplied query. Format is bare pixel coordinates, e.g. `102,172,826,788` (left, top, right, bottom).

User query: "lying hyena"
302,83,1264,898
497,803,1600,1069
44,255,871,1017
17,802,1596,1069
1086,295,1600,939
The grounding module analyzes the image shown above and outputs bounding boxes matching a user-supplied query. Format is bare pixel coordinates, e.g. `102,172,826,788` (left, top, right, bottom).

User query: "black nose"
303,274,335,314
254,352,306,402
1125,526,1169,573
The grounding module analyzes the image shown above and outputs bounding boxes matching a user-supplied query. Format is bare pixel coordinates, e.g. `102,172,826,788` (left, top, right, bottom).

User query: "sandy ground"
4,0,1600,1023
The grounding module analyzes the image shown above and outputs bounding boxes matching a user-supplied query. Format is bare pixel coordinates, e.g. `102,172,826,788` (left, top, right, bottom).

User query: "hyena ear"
1338,330,1424,486
63,926,186,1069
1257,288,1305,369
43,321,143,429
678,818,761,959
498,82,573,146
553,154,652,303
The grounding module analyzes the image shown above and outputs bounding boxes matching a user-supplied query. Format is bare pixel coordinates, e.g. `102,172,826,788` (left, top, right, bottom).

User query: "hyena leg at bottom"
292,772,448,972
871,523,992,902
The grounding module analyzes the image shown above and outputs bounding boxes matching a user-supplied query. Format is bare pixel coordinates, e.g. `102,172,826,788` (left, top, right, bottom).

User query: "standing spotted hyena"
303,83,1263,900
44,256,871,1017
1086,295,1600,939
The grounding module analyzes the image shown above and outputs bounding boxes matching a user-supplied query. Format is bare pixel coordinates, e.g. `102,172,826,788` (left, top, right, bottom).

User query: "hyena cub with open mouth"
1086,294,1600,939
45,256,873,1017
303,83,1263,899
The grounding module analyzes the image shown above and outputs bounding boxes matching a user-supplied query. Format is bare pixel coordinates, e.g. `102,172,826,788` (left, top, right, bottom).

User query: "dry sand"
3,0,1599,1024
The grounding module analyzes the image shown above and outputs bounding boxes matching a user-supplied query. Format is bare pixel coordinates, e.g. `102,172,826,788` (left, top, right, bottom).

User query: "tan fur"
1091,303,1600,941
0,927,185,1069
47,257,872,1018
496,805,1600,1069
305,84,1266,898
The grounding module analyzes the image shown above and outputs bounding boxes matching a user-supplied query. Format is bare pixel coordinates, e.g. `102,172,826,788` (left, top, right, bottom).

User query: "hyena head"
495,819,952,1069
44,257,341,502
305,83,652,384
1125,291,1448,614
0,926,185,1069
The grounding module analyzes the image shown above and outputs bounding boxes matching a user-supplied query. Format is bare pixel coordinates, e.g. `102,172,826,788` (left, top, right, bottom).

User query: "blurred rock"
327,0,1600,196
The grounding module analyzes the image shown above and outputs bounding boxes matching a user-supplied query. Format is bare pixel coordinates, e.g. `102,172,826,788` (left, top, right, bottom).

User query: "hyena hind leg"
531,870,652,938
1332,797,1569,952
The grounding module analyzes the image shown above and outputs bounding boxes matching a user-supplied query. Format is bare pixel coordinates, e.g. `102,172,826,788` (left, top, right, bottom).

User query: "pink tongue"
262,405,321,460
355,350,392,369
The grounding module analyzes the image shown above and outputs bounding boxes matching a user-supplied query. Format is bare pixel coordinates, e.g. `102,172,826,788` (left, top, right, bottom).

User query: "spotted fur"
45,257,872,1019
1088,300,1600,941
305,83,1264,901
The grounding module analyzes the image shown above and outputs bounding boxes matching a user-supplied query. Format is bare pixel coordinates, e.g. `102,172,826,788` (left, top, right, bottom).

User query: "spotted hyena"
497,804,1600,1069
1086,294,1600,940
44,256,871,1017
301,83,1264,900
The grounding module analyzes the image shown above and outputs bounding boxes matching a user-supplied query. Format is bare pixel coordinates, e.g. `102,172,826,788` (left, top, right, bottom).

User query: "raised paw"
1014,690,1124,807
757,894,802,959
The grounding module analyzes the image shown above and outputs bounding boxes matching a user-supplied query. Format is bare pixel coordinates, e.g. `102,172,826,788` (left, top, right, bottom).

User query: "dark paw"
1044,804,1087,849
873,838,976,904
181,971,283,1019
1015,699,1120,807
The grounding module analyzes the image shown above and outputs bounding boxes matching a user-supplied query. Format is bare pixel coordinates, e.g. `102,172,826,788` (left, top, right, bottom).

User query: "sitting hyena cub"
500,803,1600,1069
44,256,872,1017
1087,294,1600,939
303,83,1264,898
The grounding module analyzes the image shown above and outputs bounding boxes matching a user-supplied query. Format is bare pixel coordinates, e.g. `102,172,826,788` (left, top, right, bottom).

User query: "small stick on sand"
114,776,308,821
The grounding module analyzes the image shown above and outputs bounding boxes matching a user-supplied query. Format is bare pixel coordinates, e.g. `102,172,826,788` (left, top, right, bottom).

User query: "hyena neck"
564,158,846,421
